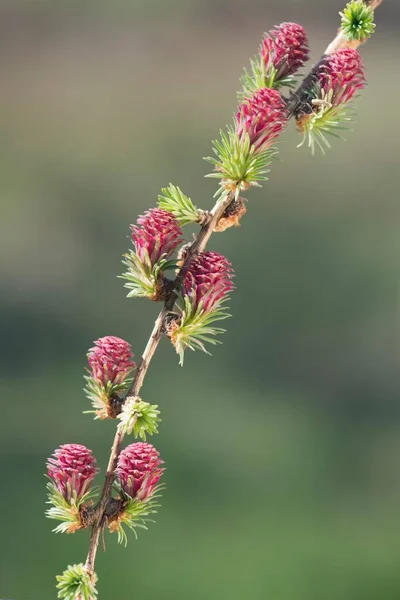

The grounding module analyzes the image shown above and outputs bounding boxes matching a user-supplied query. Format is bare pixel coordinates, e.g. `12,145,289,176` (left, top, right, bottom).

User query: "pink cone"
183,251,234,314
87,336,136,387
319,48,365,105
262,22,310,80
131,208,183,265
47,444,98,503
237,88,287,152
116,442,164,501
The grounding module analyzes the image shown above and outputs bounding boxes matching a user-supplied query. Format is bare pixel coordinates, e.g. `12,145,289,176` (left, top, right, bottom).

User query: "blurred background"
1,1,399,598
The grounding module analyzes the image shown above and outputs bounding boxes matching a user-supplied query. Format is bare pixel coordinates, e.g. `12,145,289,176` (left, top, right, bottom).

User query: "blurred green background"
1,1,399,598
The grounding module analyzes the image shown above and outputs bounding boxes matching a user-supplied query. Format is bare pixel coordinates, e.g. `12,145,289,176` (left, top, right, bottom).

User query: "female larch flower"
318,48,365,105
167,251,234,364
183,251,234,314
208,84,287,191
116,442,164,501
239,22,309,99
262,22,310,82
297,48,365,154
122,208,183,300
85,336,136,420
131,208,183,266
47,444,98,503
237,87,288,152
87,336,136,388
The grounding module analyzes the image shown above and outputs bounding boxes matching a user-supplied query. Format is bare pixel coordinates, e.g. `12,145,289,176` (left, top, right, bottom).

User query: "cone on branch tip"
84,336,136,420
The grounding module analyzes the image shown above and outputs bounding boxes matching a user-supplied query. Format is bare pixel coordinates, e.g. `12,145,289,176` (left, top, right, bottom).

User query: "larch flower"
87,336,136,388
116,442,164,501
239,21,309,99
84,336,136,420
237,87,287,152
319,48,365,105
122,208,183,300
47,444,98,503
262,22,310,82
183,251,234,313
207,85,287,191
167,251,234,364
131,208,183,265
297,48,365,154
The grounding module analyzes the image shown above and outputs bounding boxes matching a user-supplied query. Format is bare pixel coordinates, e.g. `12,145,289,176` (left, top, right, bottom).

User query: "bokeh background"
1,1,399,598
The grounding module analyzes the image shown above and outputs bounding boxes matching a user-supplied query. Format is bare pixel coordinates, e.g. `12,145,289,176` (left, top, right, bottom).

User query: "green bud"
56,564,98,600
158,184,202,226
340,0,375,41
117,396,161,440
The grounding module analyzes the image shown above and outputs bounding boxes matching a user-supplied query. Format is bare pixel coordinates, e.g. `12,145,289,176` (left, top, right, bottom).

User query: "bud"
116,442,164,501
56,563,98,600
132,208,183,265
117,396,161,440
158,184,202,226
47,444,98,504
262,22,310,82
237,88,287,152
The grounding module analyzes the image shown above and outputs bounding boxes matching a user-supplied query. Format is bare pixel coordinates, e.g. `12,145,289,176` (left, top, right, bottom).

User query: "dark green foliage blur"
1,1,399,599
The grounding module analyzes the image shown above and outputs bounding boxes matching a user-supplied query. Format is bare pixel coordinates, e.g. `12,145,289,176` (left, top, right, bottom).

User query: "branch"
84,0,384,575
84,191,233,573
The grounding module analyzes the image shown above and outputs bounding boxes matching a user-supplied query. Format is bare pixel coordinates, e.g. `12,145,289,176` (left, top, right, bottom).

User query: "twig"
84,0,384,575
84,191,233,573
